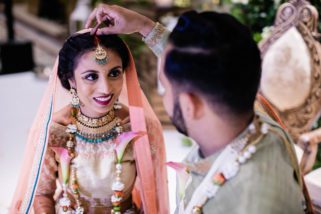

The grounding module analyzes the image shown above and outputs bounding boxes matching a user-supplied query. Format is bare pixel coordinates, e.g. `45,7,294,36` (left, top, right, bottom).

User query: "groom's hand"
85,4,156,37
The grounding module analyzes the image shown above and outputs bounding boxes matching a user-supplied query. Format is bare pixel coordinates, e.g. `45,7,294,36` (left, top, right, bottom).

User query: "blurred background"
1,0,321,213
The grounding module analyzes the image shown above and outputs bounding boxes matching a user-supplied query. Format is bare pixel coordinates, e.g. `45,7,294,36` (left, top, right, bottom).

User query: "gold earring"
70,88,80,108
113,99,122,110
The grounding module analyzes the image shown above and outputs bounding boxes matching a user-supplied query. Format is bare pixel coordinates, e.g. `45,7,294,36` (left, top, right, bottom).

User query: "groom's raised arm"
85,4,171,57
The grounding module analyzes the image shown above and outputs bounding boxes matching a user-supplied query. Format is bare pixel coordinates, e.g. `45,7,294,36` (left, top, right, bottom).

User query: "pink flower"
52,147,72,184
167,161,191,199
114,131,145,163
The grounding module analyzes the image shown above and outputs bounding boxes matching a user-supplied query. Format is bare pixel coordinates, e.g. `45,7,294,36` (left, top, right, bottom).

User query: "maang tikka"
95,36,108,65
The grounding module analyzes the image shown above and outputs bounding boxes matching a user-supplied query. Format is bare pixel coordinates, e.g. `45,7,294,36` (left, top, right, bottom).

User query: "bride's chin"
97,106,114,114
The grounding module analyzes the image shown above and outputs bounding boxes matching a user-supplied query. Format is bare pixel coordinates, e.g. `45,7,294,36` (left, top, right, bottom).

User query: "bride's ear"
68,79,76,89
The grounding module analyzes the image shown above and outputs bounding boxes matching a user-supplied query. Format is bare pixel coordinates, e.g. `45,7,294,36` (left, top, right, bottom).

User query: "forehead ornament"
95,36,108,65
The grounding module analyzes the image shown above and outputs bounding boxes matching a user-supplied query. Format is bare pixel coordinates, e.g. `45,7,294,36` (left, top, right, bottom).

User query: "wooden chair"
259,0,321,174
258,0,321,210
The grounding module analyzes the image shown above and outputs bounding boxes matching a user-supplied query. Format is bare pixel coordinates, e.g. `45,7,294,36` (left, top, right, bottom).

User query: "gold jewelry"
76,110,123,143
70,88,80,108
142,22,170,56
142,22,166,47
113,99,122,110
95,36,108,65
76,117,121,138
76,109,115,128
192,206,202,214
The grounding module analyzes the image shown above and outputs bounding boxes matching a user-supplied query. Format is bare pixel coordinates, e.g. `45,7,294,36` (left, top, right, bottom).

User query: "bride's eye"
84,73,99,81
108,69,122,78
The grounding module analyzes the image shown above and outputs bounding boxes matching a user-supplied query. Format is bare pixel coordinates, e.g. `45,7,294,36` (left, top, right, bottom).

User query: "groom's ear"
179,92,205,121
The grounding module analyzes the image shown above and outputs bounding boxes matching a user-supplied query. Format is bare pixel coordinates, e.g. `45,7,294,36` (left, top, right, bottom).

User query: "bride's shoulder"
49,105,72,147
115,103,129,120
52,105,73,126
116,104,130,131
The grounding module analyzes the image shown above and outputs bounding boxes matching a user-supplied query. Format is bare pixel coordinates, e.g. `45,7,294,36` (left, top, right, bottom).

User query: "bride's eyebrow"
108,66,123,71
81,70,98,74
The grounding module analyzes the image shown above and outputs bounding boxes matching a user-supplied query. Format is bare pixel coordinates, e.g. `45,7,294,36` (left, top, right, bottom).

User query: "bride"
10,30,169,214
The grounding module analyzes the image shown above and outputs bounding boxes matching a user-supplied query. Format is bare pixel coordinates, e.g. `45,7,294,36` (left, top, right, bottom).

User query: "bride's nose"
97,77,111,94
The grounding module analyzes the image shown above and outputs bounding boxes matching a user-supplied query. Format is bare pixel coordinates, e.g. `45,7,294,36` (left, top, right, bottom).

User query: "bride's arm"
33,106,72,213
33,142,58,213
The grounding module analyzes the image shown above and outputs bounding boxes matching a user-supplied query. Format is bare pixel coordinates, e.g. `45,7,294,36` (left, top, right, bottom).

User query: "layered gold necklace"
77,109,115,127
75,109,123,144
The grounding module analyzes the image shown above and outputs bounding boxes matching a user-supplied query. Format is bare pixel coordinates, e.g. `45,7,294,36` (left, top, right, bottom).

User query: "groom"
86,5,309,214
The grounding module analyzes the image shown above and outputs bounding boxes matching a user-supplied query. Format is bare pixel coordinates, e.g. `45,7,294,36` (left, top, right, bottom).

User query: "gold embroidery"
143,22,166,47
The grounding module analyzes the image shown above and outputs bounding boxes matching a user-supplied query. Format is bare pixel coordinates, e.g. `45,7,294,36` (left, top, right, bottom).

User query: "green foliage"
119,34,145,61
309,0,321,35
228,0,321,42
230,0,277,34
253,32,262,43
311,117,321,169
181,137,193,147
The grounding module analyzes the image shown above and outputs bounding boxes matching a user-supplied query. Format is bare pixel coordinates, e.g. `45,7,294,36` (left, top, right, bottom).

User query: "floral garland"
168,116,270,214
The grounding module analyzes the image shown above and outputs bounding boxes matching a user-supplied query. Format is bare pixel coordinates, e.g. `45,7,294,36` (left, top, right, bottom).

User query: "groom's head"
159,11,261,136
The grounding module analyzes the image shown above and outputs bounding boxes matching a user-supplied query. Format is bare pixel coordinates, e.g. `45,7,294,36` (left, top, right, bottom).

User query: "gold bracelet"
142,22,166,47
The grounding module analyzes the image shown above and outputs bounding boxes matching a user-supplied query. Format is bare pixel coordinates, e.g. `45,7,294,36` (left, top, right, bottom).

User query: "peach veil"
9,41,169,213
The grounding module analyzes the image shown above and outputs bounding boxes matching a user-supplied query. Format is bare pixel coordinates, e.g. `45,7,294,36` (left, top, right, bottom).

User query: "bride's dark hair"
58,32,130,89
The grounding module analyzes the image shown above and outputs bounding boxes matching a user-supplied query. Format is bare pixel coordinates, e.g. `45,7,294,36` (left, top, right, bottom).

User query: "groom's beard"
170,100,188,136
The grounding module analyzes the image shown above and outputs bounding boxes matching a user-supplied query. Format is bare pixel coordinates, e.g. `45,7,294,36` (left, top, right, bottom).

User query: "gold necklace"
77,109,115,128
76,110,123,143
76,117,122,137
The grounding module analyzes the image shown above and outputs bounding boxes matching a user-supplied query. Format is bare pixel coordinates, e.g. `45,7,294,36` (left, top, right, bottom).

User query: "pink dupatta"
9,39,169,213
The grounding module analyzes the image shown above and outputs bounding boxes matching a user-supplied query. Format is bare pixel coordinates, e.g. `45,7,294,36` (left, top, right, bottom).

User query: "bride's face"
70,48,124,118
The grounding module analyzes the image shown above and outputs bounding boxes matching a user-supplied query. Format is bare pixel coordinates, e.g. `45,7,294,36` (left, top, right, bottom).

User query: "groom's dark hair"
165,11,261,115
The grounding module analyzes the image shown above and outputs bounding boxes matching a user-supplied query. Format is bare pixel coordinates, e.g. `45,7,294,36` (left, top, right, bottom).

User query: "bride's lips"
93,94,113,106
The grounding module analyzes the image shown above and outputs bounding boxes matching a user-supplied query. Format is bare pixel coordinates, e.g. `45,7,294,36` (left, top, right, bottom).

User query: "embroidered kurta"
177,113,305,214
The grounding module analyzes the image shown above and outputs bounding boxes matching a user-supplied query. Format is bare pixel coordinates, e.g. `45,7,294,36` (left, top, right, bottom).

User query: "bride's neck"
79,107,113,119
